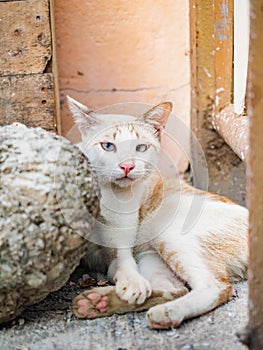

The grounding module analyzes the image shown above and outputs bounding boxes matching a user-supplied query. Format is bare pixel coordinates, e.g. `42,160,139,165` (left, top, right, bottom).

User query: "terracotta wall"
55,1,190,171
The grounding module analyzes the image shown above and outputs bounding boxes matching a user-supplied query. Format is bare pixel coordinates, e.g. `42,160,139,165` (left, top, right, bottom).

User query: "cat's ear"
140,102,173,134
67,96,101,136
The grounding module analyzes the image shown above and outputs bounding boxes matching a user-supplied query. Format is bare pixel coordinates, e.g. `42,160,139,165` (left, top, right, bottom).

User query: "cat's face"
67,97,172,187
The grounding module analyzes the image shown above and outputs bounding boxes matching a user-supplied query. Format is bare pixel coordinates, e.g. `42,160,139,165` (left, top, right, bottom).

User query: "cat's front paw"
114,270,152,305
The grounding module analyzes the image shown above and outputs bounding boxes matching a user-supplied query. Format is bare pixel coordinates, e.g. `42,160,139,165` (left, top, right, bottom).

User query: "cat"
67,96,248,329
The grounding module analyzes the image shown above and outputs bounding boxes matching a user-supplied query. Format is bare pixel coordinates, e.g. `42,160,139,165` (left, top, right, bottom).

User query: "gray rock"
0,124,100,324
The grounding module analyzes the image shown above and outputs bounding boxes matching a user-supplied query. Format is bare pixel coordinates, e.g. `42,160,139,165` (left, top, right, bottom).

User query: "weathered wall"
54,1,190,171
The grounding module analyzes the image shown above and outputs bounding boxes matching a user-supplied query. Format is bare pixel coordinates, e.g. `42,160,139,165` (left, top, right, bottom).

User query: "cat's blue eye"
136,144,149,152
100,142,116,152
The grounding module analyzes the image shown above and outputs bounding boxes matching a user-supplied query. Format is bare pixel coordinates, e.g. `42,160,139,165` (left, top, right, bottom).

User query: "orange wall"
55,1,190,171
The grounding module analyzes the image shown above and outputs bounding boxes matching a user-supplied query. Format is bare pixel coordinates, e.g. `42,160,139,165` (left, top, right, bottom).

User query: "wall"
55,0,190,172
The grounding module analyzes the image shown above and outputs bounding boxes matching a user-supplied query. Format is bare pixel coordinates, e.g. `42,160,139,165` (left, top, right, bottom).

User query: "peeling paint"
203,67,212,78
214,3,229,40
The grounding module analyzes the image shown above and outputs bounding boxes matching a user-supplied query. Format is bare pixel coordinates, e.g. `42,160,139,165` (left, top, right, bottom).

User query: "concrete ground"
0,274,248,350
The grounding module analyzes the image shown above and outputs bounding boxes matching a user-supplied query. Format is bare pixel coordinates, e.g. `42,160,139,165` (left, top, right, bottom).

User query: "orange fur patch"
207,193,236,204
166,251,175,262
218,283,233,305
156,243,186,281
158,242,165,256
166,251,186,279
139,174,164,221
199,226,248,283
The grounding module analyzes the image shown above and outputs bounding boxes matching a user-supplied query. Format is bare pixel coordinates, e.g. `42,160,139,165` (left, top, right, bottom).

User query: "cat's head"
67,96,172,187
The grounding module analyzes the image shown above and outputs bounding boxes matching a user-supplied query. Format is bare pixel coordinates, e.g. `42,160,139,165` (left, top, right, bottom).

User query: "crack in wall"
60,83,189,95
61,86,161,94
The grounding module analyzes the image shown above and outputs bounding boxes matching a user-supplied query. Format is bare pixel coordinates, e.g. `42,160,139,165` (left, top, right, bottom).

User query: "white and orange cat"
67,96,248,329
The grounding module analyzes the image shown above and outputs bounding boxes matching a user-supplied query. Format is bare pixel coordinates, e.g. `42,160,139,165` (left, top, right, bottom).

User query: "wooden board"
0,0,51,76
214,0,234,113
247,1,263,348
49,0,61,134
0,74,56,131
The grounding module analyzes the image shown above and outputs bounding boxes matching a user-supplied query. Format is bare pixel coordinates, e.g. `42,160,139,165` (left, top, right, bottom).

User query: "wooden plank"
190,0,246,205
246,0,263,348
0,0,51,75
214,0,234,113
190,0,215,138
49,0,61,134
0,74,56,131
234,0,250,114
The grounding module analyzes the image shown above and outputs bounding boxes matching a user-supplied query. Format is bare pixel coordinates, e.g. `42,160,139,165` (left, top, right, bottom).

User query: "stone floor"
0,279,248,350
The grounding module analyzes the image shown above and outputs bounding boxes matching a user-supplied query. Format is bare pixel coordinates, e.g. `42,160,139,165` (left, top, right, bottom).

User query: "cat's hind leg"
147,279,233,329
73,284,187,319
74,287,110,318
137,250,188,296
145,233,238,328
144,246,234,329
73,286,124,319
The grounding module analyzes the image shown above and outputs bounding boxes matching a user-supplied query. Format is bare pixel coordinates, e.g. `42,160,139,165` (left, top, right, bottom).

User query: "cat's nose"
119,162,135,175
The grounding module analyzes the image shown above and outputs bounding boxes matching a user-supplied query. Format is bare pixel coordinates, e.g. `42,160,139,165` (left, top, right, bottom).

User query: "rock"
0,124,100,324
